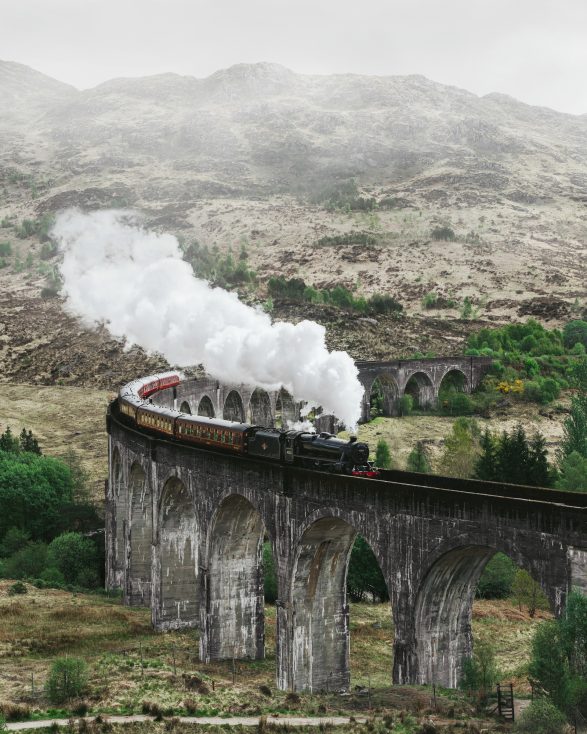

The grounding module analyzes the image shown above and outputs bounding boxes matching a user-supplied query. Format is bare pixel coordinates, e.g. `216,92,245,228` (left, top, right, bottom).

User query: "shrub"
267,275,402,315
0,242,12,257
41,286,60,299
0,704,30,722
431,226,456,241
8,580,28,595
440,392,474,416
39,566,65,588
368,293,402,315
316,232,377,247
513,698,568,734
422,292,438,309
48,532,98,586
46,658,88,704
460,297,475,319
71,702,89,717
399,394,413,416
1,542,48,579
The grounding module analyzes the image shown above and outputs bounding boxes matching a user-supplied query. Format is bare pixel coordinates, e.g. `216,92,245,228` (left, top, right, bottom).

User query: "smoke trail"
52,209,363,428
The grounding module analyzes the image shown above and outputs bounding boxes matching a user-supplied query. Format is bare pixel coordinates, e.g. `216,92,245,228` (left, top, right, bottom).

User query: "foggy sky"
2,0,587,115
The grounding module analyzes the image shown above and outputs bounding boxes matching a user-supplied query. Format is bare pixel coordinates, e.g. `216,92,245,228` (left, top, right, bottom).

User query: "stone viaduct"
150,356,493,427
107,400,587,693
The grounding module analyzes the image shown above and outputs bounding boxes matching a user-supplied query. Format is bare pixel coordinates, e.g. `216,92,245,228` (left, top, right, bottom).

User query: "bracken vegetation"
267,276,402,315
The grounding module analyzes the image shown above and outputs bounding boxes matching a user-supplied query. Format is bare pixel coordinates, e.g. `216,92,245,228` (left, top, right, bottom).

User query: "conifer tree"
558,359,587,463
375,438,393,469
0,427,19,453
406,441,431,473
475,429,496,481
528,433,552,487
19,428,41,455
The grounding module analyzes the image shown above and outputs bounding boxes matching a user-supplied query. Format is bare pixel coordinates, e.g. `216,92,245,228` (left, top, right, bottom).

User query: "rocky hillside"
0,60,586,387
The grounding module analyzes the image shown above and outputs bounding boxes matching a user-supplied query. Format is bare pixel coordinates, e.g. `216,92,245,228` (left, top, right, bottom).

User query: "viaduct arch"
150,357,493,427
107,410,587,693
357,356,492,420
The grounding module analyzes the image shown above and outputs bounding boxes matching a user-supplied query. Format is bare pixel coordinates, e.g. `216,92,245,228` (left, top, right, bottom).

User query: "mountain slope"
0,61,586,391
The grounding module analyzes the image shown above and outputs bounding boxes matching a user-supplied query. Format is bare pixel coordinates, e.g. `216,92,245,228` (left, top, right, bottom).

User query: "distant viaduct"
150,356,494,427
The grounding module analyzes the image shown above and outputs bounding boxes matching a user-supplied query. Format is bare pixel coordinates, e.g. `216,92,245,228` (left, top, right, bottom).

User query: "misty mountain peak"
203,61,297,99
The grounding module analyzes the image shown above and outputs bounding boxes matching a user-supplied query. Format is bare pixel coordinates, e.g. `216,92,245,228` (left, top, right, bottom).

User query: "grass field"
0,383,111,500
0,580,549,725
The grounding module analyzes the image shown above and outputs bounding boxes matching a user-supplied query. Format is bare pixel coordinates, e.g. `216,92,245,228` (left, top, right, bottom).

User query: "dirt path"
6,715,369,730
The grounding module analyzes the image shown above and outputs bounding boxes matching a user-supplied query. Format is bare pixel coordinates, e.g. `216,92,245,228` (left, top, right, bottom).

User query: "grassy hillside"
0,581,547,726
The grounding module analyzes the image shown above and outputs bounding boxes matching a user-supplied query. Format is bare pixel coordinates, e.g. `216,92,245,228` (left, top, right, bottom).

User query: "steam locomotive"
114,372,378,477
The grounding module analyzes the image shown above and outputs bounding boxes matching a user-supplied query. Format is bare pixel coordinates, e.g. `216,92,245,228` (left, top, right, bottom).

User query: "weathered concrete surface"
107,410,587,693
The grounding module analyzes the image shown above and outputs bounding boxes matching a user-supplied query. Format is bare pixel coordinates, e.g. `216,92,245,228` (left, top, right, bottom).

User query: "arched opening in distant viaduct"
223,390,245,422
197,395,215,418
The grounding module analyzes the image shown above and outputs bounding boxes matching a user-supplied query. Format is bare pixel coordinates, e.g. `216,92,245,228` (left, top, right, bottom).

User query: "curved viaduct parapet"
107,401,587,692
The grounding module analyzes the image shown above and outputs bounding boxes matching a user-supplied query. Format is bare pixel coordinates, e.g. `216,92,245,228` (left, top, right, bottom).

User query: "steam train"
114,372,378,476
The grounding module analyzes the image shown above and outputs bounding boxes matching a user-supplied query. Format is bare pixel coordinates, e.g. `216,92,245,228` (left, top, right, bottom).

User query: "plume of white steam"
52,209,363,428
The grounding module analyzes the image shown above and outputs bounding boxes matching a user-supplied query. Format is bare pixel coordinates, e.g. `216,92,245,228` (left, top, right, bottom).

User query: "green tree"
528,592,587,717
347,536,389,602
476,425,553,487
475,429,497,481
438,418,480,478
460,639,499,700
375,439,393,469
0,527,31,556
0,450,74,541
406,442,431,473
498,424,530,484
556,451,587,492
558,360,587,464
46,658,88,704
61,448,90,501
48,532,98,586
0,427,19,452
563,320,587,350
19,428,41,455
527,433,552,487
512,569,548,617
476,553,517,599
